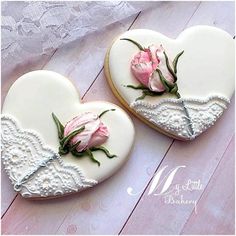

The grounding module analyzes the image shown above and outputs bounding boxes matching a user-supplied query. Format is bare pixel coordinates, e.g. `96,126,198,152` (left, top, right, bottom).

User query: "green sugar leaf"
170,84,179,95
136,92,147,101
135,88,164,101
69,140,81,152
61,126,85,149
156,69,174,92
71,149,88,157
71,149,101,166
173,50,184,74
163,51,177,82
87,149,101,166
143,89,164,96
52,113,64,140
120,38,144,51
126,84,148,90
90,146,117,159
98,109,116,118
59,146,69,155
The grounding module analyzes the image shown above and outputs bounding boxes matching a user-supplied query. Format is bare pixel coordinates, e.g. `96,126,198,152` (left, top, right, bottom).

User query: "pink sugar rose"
131,45,174,92
64,112,109,152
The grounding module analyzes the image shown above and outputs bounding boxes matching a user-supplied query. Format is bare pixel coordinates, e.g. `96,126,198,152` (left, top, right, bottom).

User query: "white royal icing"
1,114,97,198
130,94,229,140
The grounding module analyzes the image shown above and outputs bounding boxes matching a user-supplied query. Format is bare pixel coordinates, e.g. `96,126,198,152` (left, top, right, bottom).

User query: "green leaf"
127,82,167,100
69,140,81,152
173,50,184,74
59,146,69,155
52,113,64,140
98,109,116,118
170,84,178,95
156,69,175,92
87,149,100,166
120,38,144,51
143,89,164,96
70,149,101,166
126,84,148,90
135,88,165,101
175,92,181,99
163,51,177,82
71,149,87,157
61,126,85,149
90,146,117,159
136,92,147,101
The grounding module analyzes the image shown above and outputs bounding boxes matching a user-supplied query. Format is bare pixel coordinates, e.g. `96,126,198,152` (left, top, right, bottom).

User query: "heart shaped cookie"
105,26,234,140
1,71,135,199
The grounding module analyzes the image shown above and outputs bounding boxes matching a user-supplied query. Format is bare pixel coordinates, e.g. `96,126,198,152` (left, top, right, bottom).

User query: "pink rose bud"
64,112,109,152
131,45,174,92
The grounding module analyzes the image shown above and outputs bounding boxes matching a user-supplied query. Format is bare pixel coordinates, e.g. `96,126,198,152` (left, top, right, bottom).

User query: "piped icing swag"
52,109,116,166
121,38,184,100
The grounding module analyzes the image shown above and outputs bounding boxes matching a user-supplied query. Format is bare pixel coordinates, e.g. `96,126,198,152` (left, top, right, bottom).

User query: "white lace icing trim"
1,114,97,198
130,94,230,140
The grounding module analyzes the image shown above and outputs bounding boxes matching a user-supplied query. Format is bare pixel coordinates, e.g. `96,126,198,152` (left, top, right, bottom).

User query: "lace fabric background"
1,1,155,76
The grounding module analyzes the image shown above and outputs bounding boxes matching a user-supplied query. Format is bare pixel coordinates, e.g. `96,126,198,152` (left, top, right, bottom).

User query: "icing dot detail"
130,94,229,140
1,114,98,198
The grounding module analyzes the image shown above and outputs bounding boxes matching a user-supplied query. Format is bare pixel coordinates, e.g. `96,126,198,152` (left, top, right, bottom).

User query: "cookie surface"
1,70,135,199
104,26,234,140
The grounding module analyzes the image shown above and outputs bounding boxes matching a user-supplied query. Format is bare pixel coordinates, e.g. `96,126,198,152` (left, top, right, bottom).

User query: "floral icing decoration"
52,109,116,166
121,38,184,101
121,38,194,135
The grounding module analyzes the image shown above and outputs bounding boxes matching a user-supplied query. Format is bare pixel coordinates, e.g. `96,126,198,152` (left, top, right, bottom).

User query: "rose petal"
156,46,174,84
88,121,109,148
148,71,165,92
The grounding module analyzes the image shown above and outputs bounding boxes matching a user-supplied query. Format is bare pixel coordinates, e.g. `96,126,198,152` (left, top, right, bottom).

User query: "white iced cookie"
1,70,135,199
104,26,235,140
